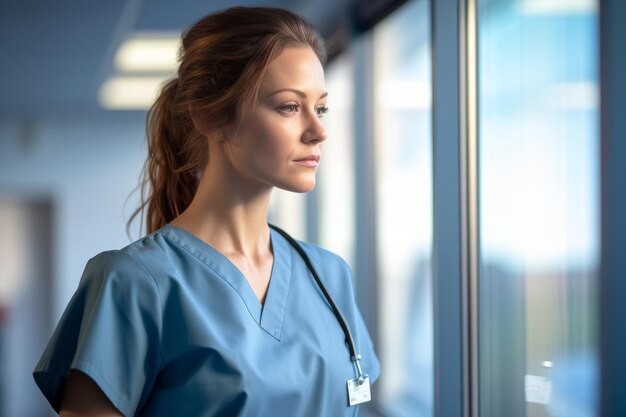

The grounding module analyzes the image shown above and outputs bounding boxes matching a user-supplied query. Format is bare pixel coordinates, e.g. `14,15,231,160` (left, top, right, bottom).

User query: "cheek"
254,119,299,155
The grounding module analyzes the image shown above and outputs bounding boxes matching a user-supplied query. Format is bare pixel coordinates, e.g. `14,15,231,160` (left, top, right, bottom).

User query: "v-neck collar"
160,224,292,341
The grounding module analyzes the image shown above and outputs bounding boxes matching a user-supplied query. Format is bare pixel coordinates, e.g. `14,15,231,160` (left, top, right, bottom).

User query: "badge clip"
347,354,371,406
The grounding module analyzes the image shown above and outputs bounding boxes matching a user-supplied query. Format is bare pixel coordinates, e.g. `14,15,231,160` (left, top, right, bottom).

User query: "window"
373,1,433,415
317,54,356,268
477,1,599,416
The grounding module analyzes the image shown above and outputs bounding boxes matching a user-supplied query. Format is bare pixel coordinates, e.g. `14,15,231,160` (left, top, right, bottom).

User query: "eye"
315,106,329,118
277,103,300,114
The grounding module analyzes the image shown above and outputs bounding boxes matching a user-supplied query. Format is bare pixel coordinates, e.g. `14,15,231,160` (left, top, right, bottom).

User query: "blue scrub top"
33,225,380,417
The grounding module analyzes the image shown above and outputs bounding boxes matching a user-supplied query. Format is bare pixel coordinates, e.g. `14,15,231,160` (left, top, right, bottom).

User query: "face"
221,46,328,193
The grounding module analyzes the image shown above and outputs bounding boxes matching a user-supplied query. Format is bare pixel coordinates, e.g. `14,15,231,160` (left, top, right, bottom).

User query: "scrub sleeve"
33,250,162,417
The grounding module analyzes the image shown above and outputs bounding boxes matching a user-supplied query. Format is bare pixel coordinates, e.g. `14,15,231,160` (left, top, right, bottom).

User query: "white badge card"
347,376,371,406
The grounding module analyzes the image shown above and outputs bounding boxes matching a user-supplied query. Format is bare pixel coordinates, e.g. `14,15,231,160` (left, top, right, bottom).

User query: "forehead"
259,46,326,94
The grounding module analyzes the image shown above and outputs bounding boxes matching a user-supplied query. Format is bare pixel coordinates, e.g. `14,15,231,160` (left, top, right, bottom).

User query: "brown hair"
128,7,326,235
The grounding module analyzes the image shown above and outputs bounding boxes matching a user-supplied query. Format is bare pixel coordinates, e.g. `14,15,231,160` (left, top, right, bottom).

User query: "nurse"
33,6,380,417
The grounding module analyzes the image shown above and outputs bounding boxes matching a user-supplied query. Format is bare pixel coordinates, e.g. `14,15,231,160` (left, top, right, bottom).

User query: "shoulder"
292,240,355,294
77,249,161,307
118,229,173,271
79,230,174,296
296,240,351,272
109,226,187,274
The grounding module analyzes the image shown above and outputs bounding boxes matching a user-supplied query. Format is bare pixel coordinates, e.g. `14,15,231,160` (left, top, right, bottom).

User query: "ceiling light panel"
114,34,180,73
99,75,172,110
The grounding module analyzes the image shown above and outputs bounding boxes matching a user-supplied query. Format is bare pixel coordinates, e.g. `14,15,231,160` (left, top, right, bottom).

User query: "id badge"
347,376,371,406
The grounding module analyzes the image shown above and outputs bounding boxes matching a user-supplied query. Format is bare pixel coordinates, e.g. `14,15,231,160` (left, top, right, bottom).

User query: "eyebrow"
269,88,328,100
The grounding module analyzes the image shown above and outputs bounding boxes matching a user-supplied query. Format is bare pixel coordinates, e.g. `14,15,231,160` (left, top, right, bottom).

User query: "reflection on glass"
373,1,433,416
317,55,356,268
477,1,599,416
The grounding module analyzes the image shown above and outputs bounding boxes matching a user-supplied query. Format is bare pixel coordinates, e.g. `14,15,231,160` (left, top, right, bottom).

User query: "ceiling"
0,0,354,122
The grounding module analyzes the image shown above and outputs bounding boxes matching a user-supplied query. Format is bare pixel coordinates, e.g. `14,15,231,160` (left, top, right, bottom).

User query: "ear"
190,109,227,143
189,108,211,136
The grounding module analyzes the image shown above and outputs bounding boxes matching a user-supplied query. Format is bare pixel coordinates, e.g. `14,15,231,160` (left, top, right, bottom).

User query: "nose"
302,111,328,144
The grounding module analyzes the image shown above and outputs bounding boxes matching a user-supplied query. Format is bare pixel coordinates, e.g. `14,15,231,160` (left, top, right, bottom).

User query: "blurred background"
1,0,624,416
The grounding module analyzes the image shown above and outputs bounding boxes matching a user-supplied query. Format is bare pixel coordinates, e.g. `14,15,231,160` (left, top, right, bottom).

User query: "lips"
294,154,321,167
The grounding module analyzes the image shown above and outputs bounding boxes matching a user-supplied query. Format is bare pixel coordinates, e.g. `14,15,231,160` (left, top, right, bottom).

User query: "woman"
33,6,380,417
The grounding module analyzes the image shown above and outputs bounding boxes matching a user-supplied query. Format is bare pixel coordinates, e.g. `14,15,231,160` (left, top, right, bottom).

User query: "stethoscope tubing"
269,224,367,383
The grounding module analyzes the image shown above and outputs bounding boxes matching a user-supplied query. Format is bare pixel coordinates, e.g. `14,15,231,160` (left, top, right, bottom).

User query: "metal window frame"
351,29,381,379
463,1,480,416
431,0,473,416
600,0,626,415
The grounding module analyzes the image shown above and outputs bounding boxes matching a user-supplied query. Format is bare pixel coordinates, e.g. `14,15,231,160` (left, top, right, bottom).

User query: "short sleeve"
33,250,163,417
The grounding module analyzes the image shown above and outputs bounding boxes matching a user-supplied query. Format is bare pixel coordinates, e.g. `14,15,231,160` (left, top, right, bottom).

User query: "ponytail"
127,78,206,235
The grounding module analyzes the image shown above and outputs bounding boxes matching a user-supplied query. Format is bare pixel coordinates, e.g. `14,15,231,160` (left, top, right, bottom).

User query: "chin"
277,178,317,193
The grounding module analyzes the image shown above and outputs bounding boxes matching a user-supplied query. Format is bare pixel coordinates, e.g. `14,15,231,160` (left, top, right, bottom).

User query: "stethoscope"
269,224,369,386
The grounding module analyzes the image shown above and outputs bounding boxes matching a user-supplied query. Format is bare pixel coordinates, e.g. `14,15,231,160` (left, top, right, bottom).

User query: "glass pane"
269,190,307,241
317,54,356,268
373,1,433,416
477,1,599,417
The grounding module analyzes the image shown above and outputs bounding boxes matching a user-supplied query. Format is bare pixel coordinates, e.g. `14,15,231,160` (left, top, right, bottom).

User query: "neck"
170,163,273,259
